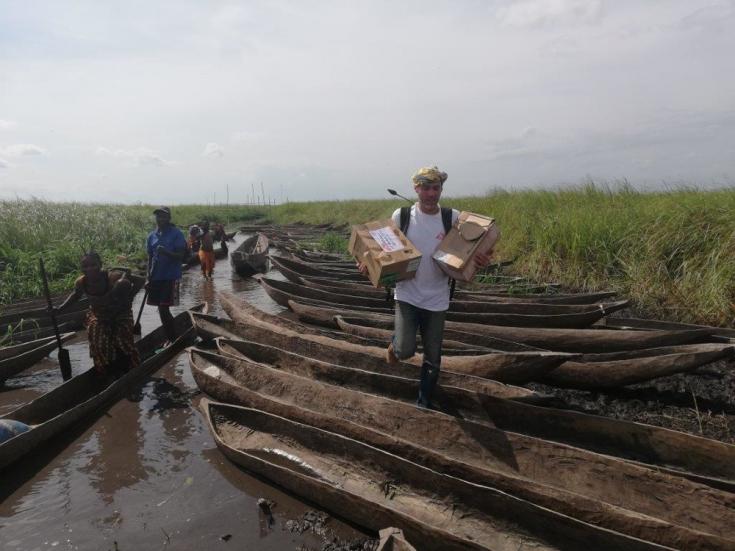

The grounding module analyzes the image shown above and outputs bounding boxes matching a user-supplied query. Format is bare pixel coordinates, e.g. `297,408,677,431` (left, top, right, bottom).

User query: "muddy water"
0,233,372,551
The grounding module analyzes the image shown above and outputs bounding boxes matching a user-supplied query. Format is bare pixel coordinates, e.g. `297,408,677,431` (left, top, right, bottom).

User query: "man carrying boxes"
354,166,494,408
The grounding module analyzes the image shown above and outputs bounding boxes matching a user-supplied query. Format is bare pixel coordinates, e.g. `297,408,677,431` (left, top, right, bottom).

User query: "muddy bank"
529,356,735,443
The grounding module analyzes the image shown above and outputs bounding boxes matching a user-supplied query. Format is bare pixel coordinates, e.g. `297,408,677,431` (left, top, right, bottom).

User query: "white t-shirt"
391,204,459,312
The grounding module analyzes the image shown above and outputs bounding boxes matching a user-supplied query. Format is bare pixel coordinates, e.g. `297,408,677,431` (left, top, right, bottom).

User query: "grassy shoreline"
3,185,735,326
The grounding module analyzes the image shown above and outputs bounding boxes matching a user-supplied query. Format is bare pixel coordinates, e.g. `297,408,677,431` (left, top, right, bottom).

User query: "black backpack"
399,206,456,300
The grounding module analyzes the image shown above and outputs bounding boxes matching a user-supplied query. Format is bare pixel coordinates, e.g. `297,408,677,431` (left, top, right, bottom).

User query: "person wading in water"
146,206,187,345
198,221,215,280
57,252,144,375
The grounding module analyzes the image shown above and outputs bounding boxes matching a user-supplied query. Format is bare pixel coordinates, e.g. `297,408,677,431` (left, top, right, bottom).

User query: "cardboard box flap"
458,220,487,241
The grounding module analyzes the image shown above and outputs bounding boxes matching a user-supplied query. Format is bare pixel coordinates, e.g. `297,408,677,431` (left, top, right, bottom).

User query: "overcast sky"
1,1,734,203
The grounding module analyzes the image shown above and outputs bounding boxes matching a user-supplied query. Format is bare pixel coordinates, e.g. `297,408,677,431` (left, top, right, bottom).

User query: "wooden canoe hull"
230,233,269,277
543,343,735,389
0,299,89,327
261,277,629,316
219,297,575,383
0,332,76,382
299,277,617,305
193,311,543,403
290,301,716,353
0,308,87,335
215,337,546,413
0,305,203,471
191,358,733,550
202,398,664,551
602,317,735,340
208,303,735,488
262,279,627,329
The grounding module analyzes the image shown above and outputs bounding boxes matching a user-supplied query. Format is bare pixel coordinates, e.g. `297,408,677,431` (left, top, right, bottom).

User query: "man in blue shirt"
146,206,187,344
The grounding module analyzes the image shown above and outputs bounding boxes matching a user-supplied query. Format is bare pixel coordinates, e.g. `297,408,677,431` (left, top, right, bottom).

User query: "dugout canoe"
0,304,204,471
542,343,735,389
0,333,76,382
192,311,544,403
602,317,735,340
1,323,76,345
261,277,628,316
0,308,87,336
285,253,355,269
216,338,546,414
192,342,735,489
208,294,489,355
230,233,269,277
335,316,734,388
262,280,628,329
204,317,735,491
223,286,502,353
299,275,608,302
219,300,575,383
0,298,89,326
202,398,667,551
290,301,716,353
270,256,367,283
334,315,539,351
299,277,617,305
191,351,735,550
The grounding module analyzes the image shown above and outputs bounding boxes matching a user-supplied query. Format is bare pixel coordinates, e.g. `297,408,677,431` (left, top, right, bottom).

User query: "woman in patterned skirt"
57,252,144,375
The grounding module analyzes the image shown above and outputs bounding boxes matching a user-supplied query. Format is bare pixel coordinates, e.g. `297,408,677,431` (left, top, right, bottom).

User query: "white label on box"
369,227,403,253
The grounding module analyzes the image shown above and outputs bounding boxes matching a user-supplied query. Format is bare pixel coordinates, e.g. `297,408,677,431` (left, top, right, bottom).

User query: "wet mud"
530,356,735,443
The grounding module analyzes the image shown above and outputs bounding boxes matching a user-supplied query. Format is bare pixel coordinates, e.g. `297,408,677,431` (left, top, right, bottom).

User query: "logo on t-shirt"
435,231,446,240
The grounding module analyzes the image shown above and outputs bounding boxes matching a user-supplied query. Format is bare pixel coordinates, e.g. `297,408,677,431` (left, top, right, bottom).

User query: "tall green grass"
4,187,735,326
0,200,264,304
265,185,735,326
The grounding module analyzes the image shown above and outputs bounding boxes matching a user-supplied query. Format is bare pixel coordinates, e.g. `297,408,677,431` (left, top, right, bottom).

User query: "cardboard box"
432,211,500,282
348,219,422,288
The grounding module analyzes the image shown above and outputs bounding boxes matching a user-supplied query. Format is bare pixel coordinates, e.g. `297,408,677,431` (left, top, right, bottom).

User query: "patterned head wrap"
412,166,448,187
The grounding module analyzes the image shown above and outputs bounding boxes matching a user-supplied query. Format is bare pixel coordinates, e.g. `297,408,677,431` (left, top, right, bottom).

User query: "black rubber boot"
417,362,440,409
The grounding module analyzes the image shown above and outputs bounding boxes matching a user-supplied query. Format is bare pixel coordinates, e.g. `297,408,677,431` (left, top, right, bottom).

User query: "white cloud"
0,158,9,169
498,0,603,28
96,146,172,167
0,120,17,130
231,130,259,142
202,142,224,158
1,144,45,157
679,1,735,30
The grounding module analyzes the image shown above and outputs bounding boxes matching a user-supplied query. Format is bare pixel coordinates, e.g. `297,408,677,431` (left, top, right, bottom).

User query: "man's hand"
474,250,494,269
144,279,151,291
356,261,368,275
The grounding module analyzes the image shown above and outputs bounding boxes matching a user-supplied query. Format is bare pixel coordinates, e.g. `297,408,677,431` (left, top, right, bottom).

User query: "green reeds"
0,200,265,305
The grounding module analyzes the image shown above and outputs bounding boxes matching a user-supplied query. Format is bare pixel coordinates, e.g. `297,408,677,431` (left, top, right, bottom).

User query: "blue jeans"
392,300,446,407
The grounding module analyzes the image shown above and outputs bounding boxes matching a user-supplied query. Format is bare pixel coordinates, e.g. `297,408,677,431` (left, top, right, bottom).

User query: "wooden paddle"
39,258,72,381
133,254,158,335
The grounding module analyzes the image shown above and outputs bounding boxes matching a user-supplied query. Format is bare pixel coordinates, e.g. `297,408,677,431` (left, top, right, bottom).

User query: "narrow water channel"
0,233,370,551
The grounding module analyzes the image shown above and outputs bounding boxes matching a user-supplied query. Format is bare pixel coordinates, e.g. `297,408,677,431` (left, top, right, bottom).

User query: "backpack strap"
399,206,411,235
441,207,453,235
440,207,457,301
